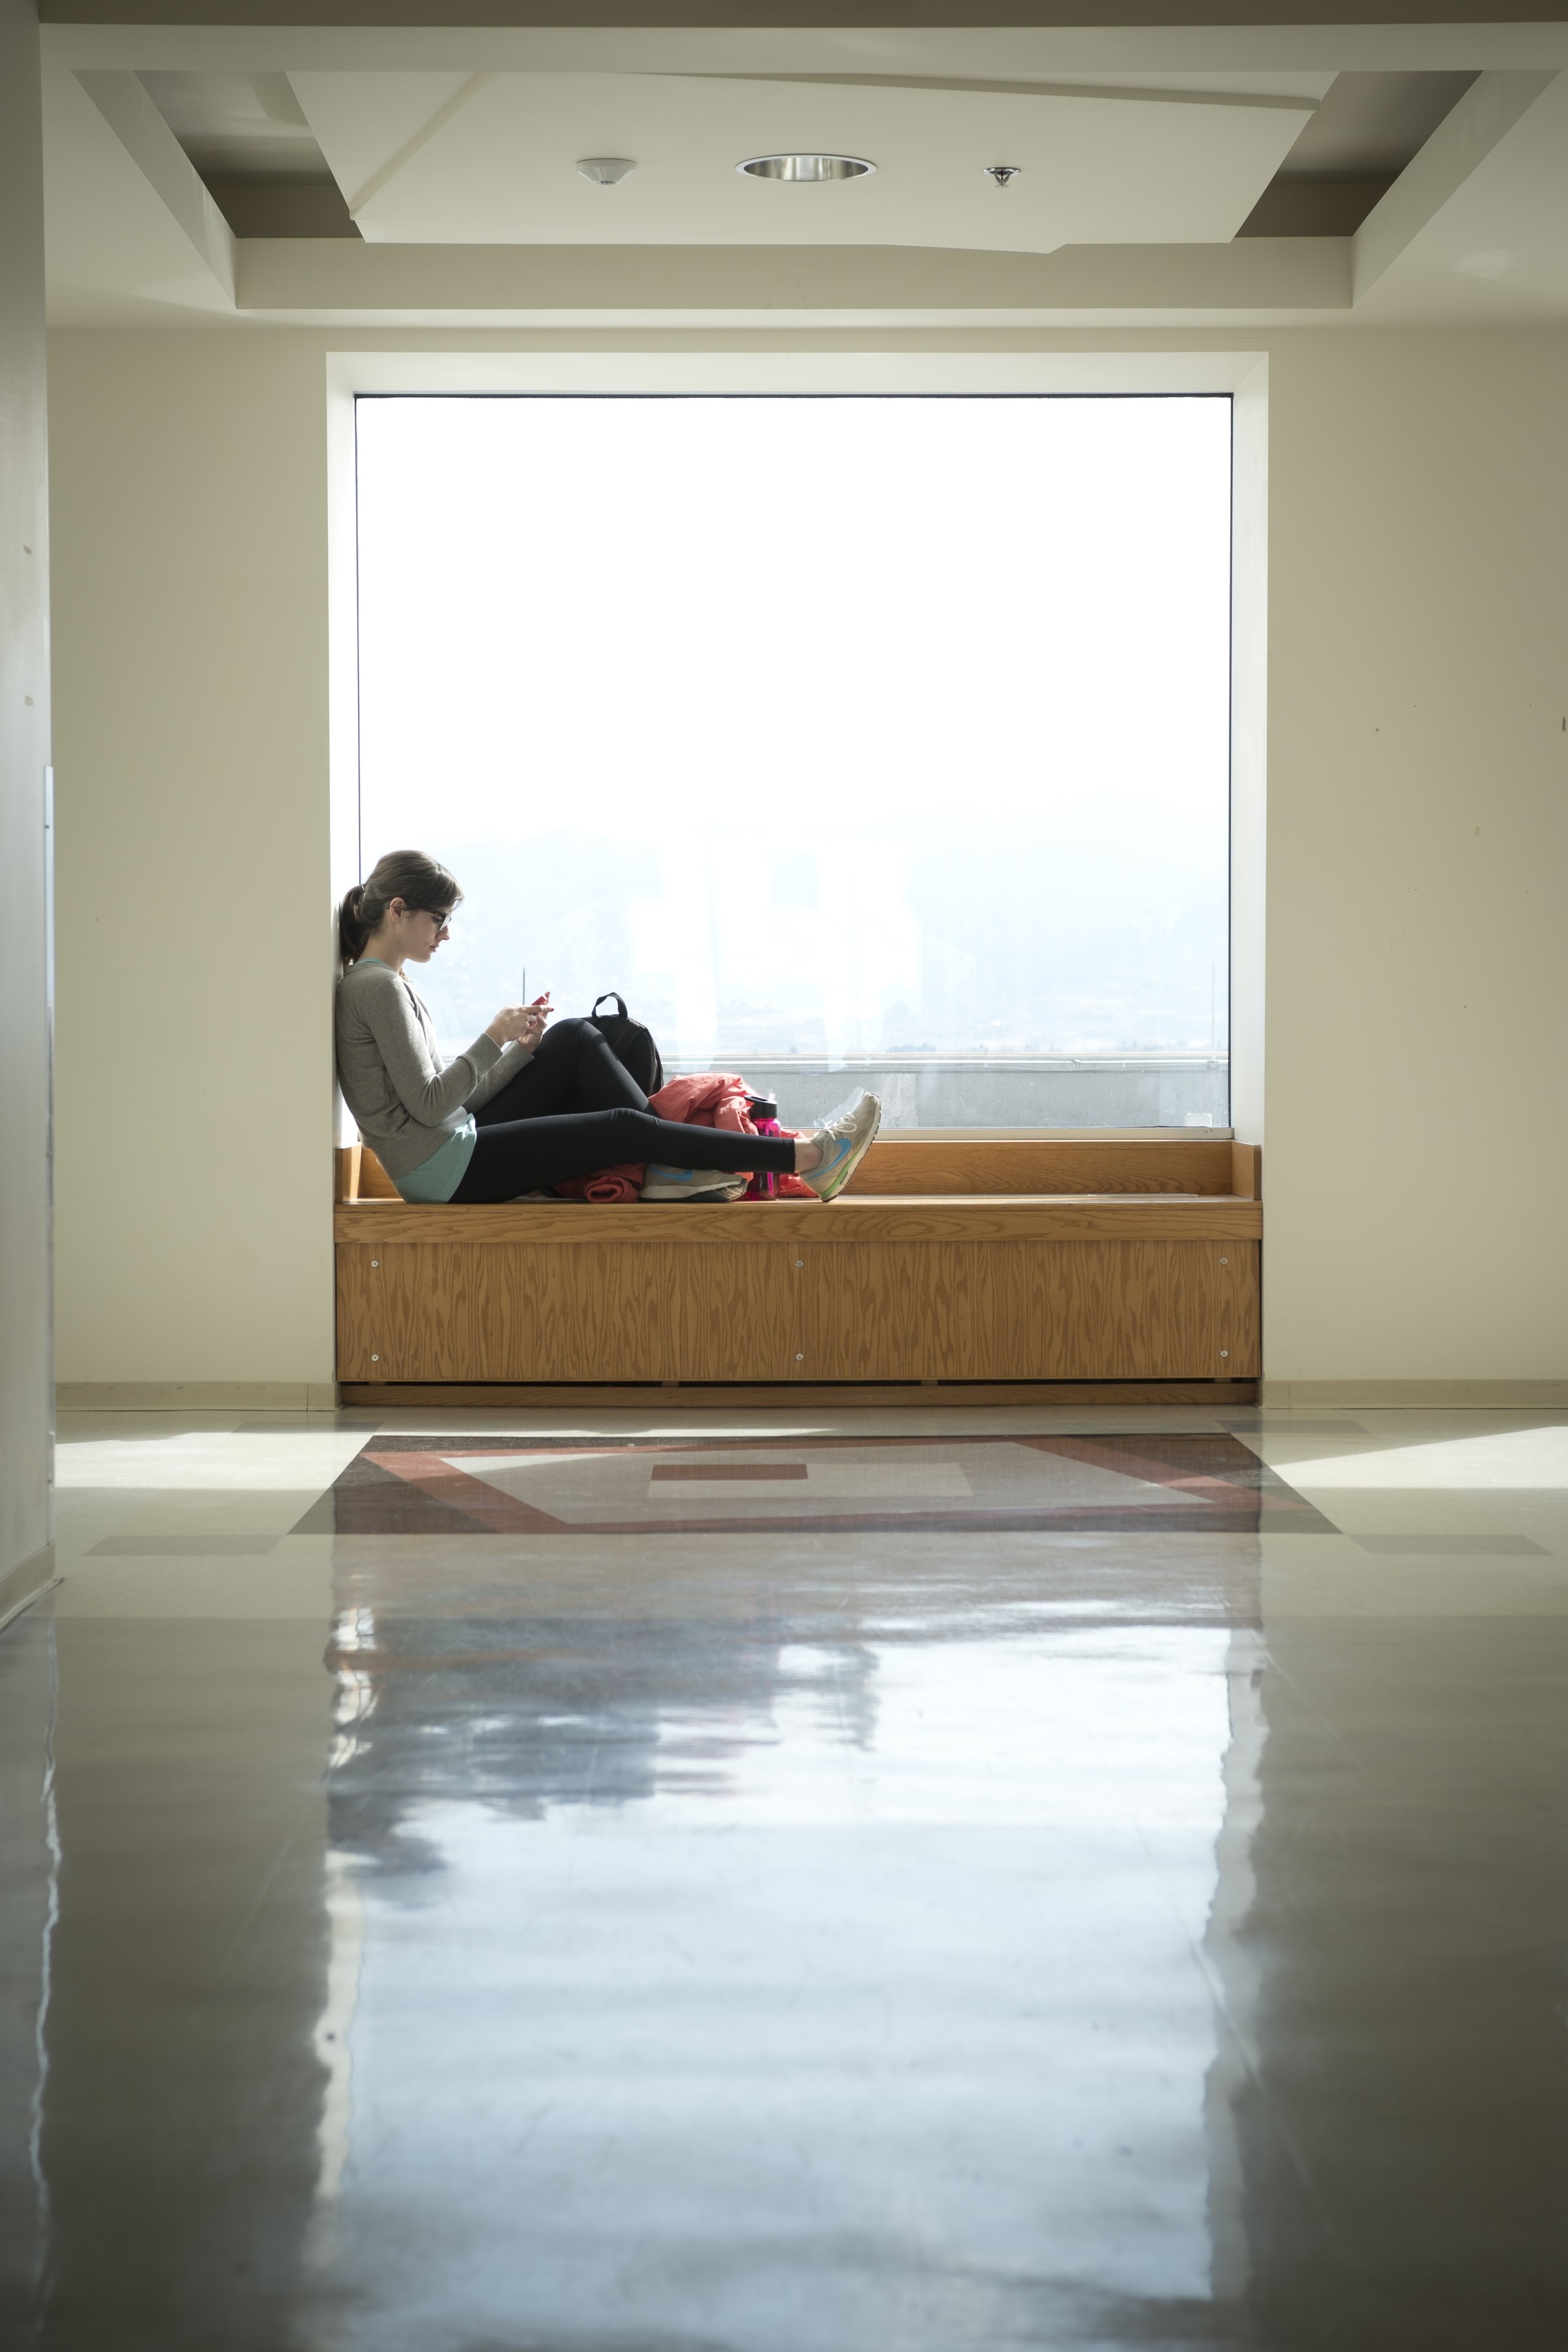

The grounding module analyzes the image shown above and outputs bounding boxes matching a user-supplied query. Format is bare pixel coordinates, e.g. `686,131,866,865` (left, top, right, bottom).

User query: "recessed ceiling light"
577,157,636,186
737,154,875,183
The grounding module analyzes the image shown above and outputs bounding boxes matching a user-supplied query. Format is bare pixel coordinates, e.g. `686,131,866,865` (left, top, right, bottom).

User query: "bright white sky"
356,395,1230,1064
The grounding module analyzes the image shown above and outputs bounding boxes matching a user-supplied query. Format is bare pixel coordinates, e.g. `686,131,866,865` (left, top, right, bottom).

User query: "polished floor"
5,1403,1568,2351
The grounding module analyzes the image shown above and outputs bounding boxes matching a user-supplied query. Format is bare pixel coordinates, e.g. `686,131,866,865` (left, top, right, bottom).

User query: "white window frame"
326,348,1266,1146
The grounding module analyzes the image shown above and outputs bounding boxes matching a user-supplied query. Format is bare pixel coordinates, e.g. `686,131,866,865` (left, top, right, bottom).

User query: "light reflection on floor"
312,1628,1233,2351
5,1405,1568,2350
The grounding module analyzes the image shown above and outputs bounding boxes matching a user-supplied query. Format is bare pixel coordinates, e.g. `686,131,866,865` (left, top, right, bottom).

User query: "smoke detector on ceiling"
577,157,636,186
984,164,1022,188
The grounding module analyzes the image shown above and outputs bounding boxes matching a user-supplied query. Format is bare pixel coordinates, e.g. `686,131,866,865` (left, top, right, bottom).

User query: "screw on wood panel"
370,1353,380,1362
1219,1350,1229,1359
796,1260,804,1267
796,1353,804,1362
1219,1257,1228,1266
370,1259,380,1267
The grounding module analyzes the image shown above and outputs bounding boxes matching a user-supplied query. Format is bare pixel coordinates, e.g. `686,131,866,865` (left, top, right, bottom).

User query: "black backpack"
588,993,665,1096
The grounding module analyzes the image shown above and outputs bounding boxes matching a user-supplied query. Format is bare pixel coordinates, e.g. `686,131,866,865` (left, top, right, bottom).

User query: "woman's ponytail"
337,850,461,972
338,883,370,970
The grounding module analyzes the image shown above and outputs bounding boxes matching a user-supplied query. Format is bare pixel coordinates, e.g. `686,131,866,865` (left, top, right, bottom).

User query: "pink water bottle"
745,1096,781,1200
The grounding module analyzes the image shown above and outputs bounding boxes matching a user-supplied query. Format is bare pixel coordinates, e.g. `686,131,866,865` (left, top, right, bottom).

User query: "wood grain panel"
336,1134,1241,1209
670,1245,801,1381
1005,1242,1214,1378
1230,1141,1262,1202
336,1197,1264,1248
421,1245,664,1381
514,1243,800,1381
337,1242,461,1381
1216,1241,1262,1378
337,1135,1237,1207
368,1154,397,1198
800,1242,1004,1380
336,1220,1261,1383
336,1241,804,1382
510,1246,667,1380
796,1240,1232,1382
339,1243,535,1383
847,1137,1235,1196
335,1143,396,1202
336,1245,378,1379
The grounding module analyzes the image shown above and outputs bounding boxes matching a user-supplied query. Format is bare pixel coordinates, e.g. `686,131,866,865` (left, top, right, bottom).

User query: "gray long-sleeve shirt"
335,956,531,1179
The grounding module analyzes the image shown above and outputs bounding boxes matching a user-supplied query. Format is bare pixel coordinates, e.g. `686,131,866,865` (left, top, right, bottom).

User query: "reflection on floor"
299,1428,1337,1538
5,1405,1568,2350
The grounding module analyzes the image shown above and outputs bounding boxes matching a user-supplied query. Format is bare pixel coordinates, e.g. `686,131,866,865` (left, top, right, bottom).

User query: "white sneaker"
640,1165,747,1203
800,1093,882,1201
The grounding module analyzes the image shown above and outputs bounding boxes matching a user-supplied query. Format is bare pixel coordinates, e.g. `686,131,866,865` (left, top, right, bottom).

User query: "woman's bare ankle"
794,1137,823,1175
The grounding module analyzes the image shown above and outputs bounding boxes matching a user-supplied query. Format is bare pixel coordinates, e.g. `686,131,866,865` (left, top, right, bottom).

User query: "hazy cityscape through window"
356,393,1232,1129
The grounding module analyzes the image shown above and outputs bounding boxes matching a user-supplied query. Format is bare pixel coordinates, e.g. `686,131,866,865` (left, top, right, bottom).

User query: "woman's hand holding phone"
486,993,552,1050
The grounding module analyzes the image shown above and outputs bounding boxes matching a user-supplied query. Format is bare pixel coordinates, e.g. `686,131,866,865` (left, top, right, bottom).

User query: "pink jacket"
648,1071,758,1135
649,1072,815,1197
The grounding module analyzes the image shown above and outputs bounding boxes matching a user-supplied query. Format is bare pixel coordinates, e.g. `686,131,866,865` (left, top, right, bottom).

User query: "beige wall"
1264,331,1568,1382
0,0,54,1580
46,324,1568,1388
50,334,334,1388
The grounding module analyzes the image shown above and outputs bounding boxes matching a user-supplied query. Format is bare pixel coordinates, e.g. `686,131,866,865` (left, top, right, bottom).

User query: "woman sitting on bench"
335,851,881,1207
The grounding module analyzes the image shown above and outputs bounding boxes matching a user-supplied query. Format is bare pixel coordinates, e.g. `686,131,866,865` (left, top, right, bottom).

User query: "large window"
355,394,1231,1129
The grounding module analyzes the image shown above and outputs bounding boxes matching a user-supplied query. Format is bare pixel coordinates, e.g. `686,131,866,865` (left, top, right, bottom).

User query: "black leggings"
448,1017,799,1204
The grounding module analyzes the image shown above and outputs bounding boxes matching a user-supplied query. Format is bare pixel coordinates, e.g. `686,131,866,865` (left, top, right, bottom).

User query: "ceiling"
39,20,1568,331
289,71,1317,253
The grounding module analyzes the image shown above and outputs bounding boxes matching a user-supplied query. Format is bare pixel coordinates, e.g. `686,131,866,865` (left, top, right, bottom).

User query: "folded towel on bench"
553,1166,644,1203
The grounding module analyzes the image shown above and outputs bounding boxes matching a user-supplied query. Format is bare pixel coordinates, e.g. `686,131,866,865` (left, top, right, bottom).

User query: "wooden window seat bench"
333,1134,1262,1408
